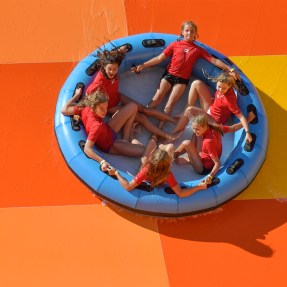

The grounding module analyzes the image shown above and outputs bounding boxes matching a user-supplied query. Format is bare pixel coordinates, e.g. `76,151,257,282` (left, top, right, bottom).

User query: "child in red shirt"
86,46,180,142
61,89,149,171
187,71,253,143
132,20,240,125
108,138,207,198
174,114,229,185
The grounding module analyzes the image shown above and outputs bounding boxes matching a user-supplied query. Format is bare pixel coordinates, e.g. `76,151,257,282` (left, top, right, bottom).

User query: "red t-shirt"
86,70,120,110
74,106,115,152
163,40,212,79
210,88,241,124
201,128,223,169
133,165,177,188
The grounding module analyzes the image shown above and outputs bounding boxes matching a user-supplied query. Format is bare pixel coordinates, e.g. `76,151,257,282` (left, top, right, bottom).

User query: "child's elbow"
61,107,68,115
83,145,91,157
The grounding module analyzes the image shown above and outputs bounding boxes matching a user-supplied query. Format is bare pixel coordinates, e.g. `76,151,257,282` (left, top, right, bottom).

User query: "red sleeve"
167,172,178,188
221,125,230,133
133,165,149,184
163,42,175,57
227,89,241,116
73,106,84,115
198,46,213,62
86,73,104,95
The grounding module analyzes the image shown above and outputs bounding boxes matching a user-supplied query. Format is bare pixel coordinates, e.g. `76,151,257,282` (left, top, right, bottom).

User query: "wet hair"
192,114,224,136
77,90,108,110
181,20,199,39
203,71,236,89
144,148,172,187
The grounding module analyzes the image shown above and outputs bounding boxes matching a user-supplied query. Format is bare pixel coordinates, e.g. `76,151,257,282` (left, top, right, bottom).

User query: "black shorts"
162,71,189,86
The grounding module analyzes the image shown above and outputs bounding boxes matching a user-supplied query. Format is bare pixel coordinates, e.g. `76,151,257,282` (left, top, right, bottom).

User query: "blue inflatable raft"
54,33,268,217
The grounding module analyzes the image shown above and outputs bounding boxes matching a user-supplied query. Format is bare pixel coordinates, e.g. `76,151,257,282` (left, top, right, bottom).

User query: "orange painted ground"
1,1,287,286
1,63,99,208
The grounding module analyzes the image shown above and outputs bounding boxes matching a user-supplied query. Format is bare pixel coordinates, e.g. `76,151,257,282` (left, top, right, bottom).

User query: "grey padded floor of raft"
98,68,234,183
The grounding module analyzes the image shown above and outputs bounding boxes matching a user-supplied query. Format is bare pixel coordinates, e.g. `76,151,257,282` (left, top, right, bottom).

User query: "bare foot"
132,122,142,134
164,131,184,143
175,155,190,165
130,123,143,143
131,138,143,145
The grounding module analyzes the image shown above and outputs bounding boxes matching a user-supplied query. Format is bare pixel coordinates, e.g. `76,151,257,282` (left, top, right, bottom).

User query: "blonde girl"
61,89,148,171
108,138,207,198
174,114,227,185
187,71,253,143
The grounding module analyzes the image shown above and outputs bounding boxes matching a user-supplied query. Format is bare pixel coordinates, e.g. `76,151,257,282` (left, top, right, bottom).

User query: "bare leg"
171,113,190,135
141,138,157,166
142,107,177,124
110,140,145,157
159,143,174,159
164,84,187,115
174,139,203,173
120,93,176,124
174,140,189,159
157,83,187,129
147,78,172,109
108,102,137,141
188,80,213,111
135,113,179,141
171,106,217,135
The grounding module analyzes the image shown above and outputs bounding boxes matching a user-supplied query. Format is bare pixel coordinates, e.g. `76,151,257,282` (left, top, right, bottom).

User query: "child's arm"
61,87,82,115
210,57,241,80
204,157,221,185
83,140,111,171
171,181,207,198
132,53,167,73
108,167,139,191
223,111,255,134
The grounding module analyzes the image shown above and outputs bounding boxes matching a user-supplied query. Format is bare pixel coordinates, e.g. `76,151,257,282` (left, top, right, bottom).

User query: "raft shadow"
109,198,287,258
156,199,287,258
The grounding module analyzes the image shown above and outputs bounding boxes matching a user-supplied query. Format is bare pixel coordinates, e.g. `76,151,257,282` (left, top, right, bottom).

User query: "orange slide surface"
1,1,287,286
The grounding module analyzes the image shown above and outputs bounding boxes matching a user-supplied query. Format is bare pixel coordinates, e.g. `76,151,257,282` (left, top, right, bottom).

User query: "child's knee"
182,139,192,147
165,143,175,156
191,79,203,88
127,102,138,113
185,106,193,117
164,105,173,114
135,112,147,123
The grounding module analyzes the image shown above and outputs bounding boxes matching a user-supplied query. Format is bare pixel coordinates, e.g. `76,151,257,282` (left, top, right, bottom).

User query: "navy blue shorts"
200,166,212,175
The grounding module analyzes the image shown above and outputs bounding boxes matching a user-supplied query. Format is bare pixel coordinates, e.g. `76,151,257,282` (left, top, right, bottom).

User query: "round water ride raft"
54,33,268,217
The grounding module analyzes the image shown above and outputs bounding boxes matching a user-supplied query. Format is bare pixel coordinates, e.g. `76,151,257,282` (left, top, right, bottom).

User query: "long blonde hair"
77,90,108,110
203,71,237,90
192,114,224,136
143,148,172,187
